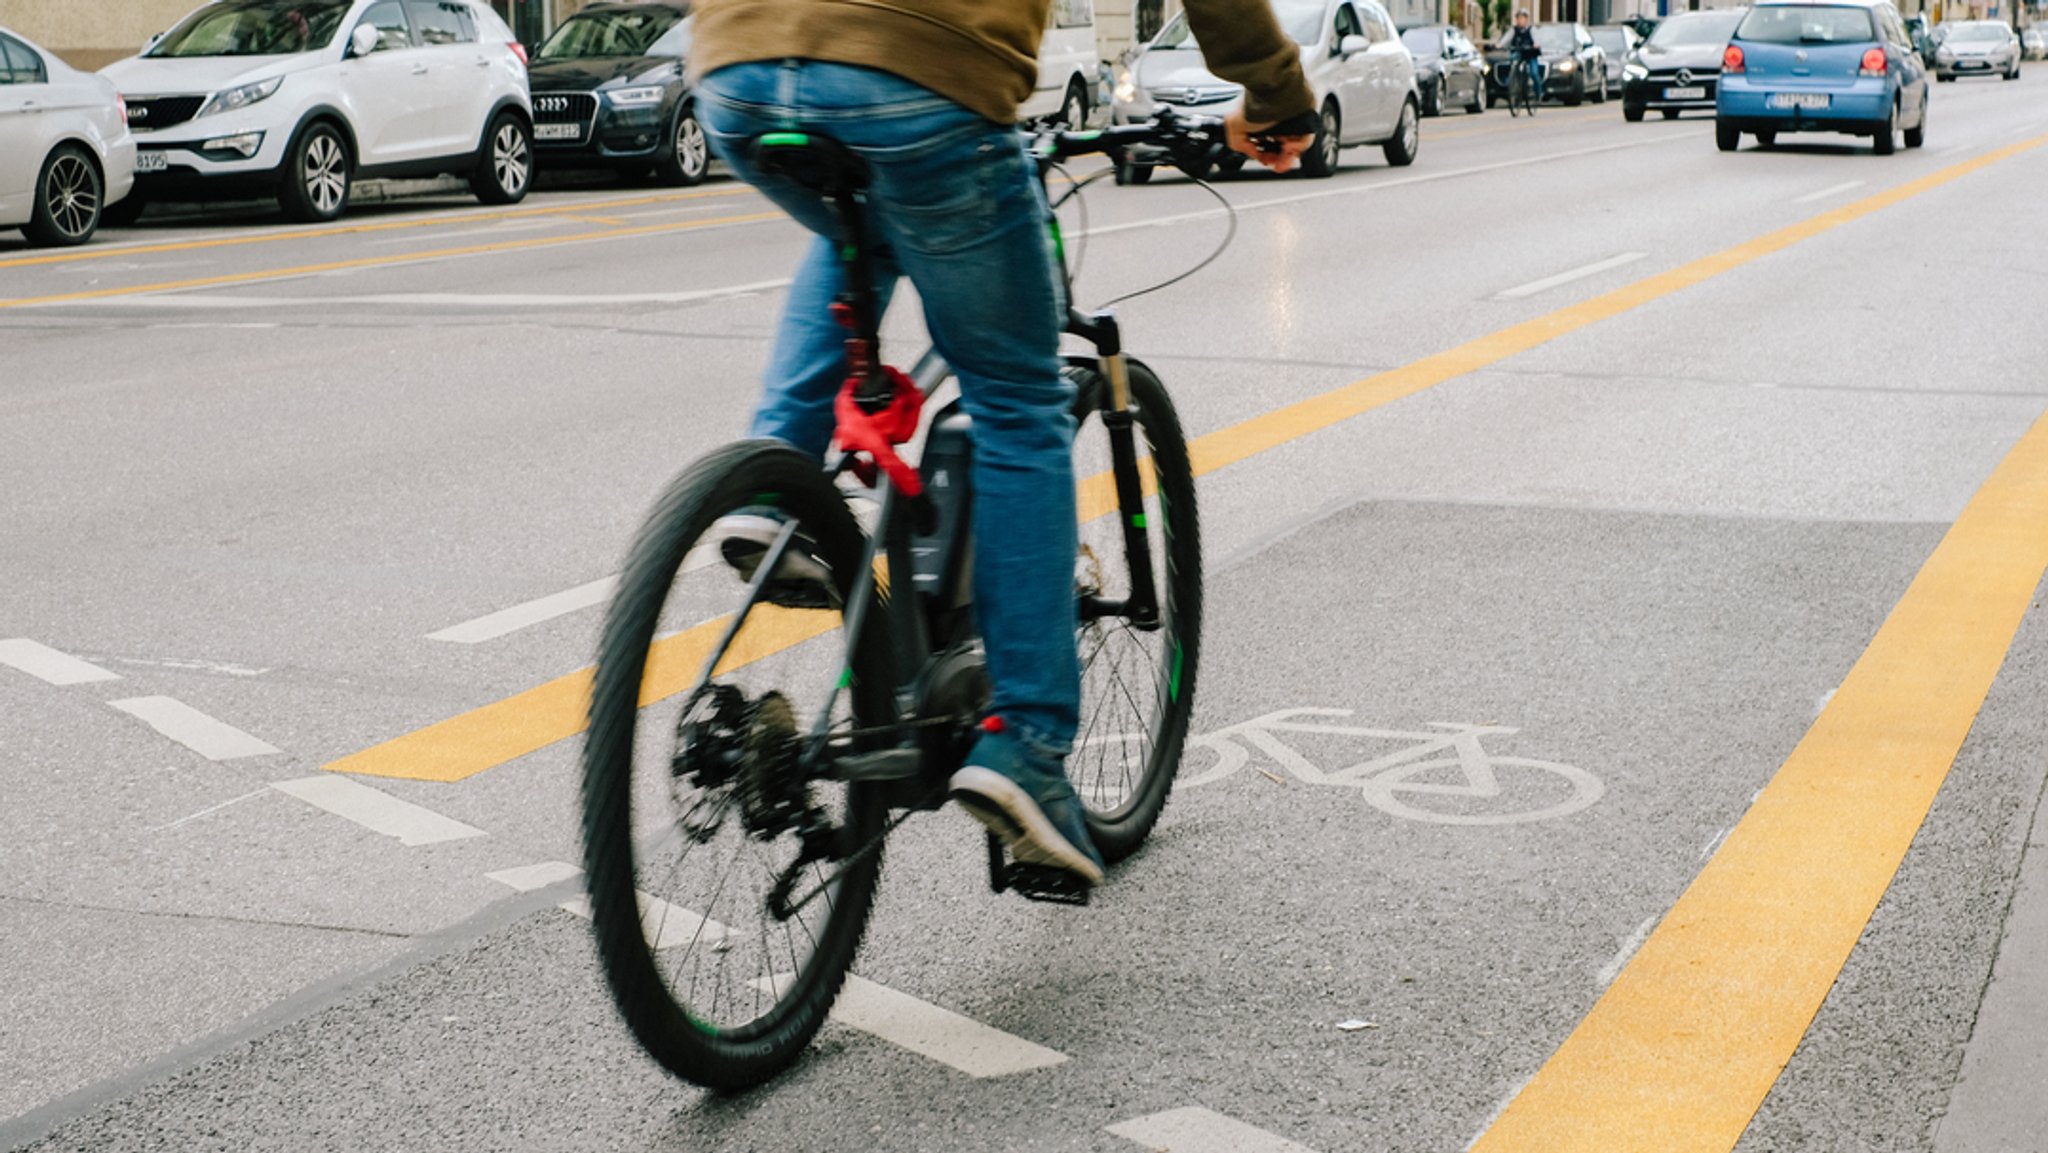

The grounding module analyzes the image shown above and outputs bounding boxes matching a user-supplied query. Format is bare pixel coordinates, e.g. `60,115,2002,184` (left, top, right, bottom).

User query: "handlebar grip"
1247,109,1320,151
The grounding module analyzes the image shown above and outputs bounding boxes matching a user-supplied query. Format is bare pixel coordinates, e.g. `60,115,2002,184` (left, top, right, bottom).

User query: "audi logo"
129,107,149,120
536,96,570,112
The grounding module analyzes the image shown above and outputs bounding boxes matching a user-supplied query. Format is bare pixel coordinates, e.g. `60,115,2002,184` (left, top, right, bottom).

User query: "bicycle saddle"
749,132,871,195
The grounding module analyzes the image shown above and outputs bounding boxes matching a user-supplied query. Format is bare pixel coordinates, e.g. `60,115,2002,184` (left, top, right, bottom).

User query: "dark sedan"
1486,23,1607,106
1620,7,1746,121
1401,24,1487,116
527,2,706,186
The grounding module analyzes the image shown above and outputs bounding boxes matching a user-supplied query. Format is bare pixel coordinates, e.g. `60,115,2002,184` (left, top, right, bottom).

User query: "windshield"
536,5,688,59
148,0,350,57
1533,25,1575,52
1647,10,1745,46
1155,0,1321,48
1401,27,1439,52
1944,23,2009,42
1591,29,1627,51
1734,6,1879,44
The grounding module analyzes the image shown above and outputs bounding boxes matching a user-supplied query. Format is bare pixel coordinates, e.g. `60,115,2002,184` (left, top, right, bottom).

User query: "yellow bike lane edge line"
322,131,2048,787
1467,405,2048,1153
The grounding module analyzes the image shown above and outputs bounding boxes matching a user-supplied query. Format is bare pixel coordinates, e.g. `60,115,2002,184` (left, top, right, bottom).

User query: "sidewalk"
1933,777,2048,1153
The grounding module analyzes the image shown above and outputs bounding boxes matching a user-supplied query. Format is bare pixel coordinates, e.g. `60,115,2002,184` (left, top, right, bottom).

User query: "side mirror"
349,24,379,57
144,32,164,53
1339,34,1370,57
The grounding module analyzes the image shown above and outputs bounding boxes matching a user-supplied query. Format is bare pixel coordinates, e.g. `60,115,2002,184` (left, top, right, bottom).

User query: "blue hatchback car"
1716,0,1929,154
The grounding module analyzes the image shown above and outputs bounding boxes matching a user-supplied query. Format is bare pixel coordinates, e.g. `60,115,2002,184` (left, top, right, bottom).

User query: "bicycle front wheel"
1066,357,1202,863
582,440,892,1090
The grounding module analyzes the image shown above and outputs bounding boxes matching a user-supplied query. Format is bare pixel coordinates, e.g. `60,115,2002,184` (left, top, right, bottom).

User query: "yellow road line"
0,185,751,272
323,131,2048,787
0,210,784,310
1469,408,2048,1152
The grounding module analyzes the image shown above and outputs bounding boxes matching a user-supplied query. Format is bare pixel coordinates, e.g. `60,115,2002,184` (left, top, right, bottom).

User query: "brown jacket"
690,0,1315,126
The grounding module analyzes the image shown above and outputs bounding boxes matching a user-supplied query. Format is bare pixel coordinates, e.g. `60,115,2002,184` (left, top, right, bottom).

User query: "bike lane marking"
107,696,281,762
1108,1106,1319,1153
0,638,121,685
269,776,485,846
324,131,2048,783
748,974,1070,1079
1466,410,2048,1151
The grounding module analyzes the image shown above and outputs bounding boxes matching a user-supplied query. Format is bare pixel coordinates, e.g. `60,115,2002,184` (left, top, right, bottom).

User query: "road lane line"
270,776,484,845
428,577,620,644
1789,179,1866,204
72,280,795,311
1468,409,2048,1152
0,638,120,685
1108,1106,1318,1153
0,210,787,310
0,186,753,271
488,862,735,946
328,604,836,782
149,788,271,833
1495,252,1648,300
108,696,280,760
365,218,559,245
323,130,2048,785
484,860,583,891
749,973,1068,1077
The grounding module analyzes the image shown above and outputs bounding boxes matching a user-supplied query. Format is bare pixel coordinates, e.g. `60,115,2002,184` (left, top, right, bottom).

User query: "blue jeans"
1520,57,1545,103
699,60,1080,757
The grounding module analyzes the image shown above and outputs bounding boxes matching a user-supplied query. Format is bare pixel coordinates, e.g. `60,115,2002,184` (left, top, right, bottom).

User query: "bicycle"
578,111,1228,1089
1508,56,1546,117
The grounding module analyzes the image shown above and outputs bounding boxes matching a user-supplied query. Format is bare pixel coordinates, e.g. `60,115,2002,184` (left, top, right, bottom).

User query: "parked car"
103,0,533,224
1933,21,2021,80
1621,7,1746,121
1715,0,1929,154
1113,0,1419,181
1,26,135,246
1401,23,1486,116
2023,28,2048,61
1486,22,1607,106
1589,23,1642,95
1031,0,1101,124
528,2,704,185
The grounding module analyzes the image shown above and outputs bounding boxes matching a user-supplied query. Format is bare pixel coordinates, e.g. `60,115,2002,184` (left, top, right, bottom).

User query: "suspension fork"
1067,308,1162,631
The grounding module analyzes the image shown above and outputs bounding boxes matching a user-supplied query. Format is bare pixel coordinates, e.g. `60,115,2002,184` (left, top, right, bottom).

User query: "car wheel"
1300,101,1340,178
653,105,709,187
1716,118,1740,151
1623,98,1645,122
1564,75,1583,106
1382,98,1419,168
1872,100,1898,155
1594,74,1608,102
472,112,533,205
279,121,351,223
1662,108,1681,119
1422,77,1442,117
2005,63,2020,80
1904,100,1926,148
1937,73,1954,82
1058,79,1090,128
1466,77,1484,113
1216,153,1248,178
21,144,102,247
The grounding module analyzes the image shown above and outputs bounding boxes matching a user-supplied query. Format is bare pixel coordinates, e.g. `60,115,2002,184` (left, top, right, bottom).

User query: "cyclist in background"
690,0,1315,886
1506,9,1545,105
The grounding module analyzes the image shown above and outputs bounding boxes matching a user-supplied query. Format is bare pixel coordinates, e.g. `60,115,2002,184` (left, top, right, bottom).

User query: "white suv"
103,0,533,223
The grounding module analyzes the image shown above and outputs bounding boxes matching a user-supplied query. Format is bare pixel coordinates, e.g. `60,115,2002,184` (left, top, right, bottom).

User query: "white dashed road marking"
108,696,280,760
488,861,739,948
485,860,584,892
270,776,484,846
428,576,619,644
1790,179,1867,204
1495,252,1649,300
752,974,1069,1079
0,638,121,685
1108,1106,1320,1153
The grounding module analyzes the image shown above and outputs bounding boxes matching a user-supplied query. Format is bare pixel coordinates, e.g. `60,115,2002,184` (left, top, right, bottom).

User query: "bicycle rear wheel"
1065,357,1202,863
582,440,892,1090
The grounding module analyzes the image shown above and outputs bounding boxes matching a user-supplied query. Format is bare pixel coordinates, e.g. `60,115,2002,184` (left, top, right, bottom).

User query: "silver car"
1112,0,1420,181
2024,28,2047,61
1934,21,2021,80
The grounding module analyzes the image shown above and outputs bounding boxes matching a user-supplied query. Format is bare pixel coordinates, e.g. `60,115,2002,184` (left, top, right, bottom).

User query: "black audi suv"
527,2,706,185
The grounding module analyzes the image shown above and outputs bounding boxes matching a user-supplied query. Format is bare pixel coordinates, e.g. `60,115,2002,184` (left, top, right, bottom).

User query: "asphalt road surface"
4,77,2047,1153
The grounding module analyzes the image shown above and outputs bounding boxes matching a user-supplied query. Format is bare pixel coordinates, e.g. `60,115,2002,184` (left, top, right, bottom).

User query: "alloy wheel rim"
46,154,98,239
1321,109,1338,166
1403,104,1418,153
495,124,530,194
677,116,706,177
306,134,346,214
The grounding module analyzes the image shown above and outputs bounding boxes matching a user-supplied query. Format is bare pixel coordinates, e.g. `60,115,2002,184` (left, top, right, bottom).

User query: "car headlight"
1624,62,1648,79
605,86,665,106
197,77,282,119
1554,59,1575,72
1114,68,1136,104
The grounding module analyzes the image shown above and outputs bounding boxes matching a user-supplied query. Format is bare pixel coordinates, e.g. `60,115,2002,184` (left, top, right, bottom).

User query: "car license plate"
1768,92,1831,110
1664,85,1706,99
535,123,581,141
134,151,168,173
1958,61,1987,69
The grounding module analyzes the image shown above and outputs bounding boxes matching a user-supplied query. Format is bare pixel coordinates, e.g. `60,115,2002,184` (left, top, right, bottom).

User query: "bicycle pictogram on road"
1175,708,1603,825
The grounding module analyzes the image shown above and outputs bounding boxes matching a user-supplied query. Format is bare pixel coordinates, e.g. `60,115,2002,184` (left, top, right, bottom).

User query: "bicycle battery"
910,404,974,608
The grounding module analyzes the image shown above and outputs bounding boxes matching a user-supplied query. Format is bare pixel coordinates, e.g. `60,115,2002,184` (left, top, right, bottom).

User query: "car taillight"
1860,47,1887,76
508,41,528,65
1724,44,1745,72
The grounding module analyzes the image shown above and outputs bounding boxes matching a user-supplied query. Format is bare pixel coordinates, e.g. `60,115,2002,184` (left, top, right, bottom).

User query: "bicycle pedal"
1003,863,1091,906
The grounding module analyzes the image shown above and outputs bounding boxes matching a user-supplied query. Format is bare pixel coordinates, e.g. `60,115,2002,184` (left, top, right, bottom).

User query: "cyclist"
1505,9,1544,106
692,0,1315,886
